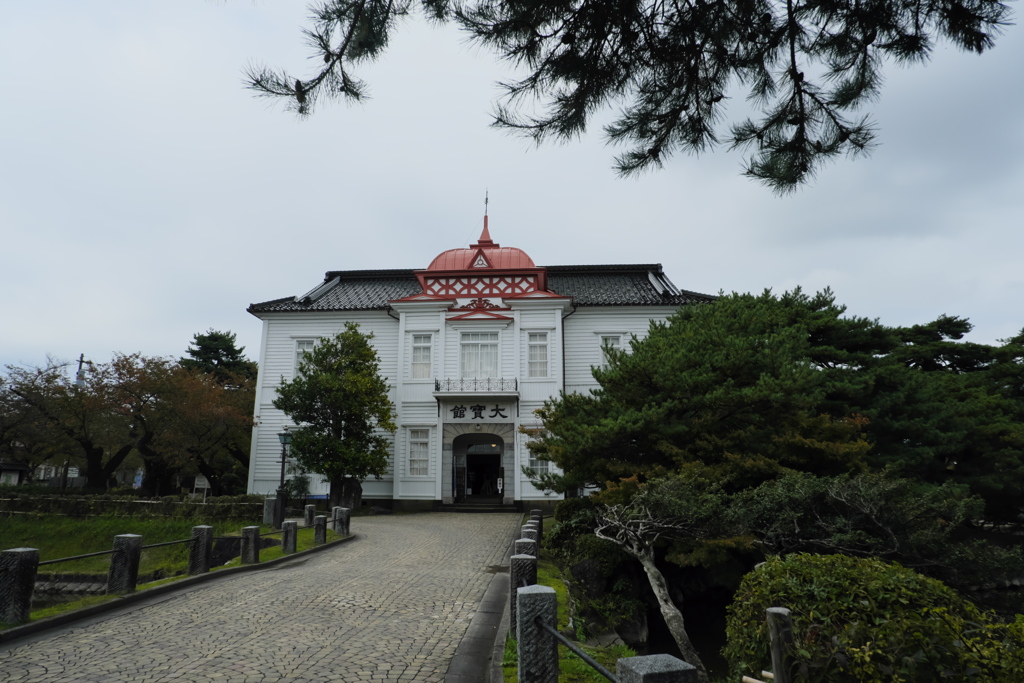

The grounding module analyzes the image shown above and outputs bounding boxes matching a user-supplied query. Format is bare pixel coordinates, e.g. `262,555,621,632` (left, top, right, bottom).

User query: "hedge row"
0,494,265,520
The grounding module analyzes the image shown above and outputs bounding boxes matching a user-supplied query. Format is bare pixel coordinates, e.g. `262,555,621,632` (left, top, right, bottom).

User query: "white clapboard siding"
248,310,399,495
562,307,677,395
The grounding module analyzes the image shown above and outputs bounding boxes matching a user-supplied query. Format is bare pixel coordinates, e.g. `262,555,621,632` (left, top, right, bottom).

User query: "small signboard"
445,402,514,423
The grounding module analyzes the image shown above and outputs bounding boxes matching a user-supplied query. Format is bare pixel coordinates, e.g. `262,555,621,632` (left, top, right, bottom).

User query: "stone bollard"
282,521,298,554
108,534,142,594
509,553,537,629
263,497,276,525
617,655,699,682
530,508,544,538
337,508,351,536
240,526,260,565
526,519,542,546
517,585,558,683
188,525,214,575
514,538,537,557
521,525,538,543
1,547,39,624
332,507,343,534
304,504,316,527
313,515,327,545
767,607,795,683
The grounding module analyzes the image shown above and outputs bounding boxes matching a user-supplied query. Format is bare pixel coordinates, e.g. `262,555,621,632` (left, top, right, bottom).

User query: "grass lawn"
1,515,264,578
0,515,344,628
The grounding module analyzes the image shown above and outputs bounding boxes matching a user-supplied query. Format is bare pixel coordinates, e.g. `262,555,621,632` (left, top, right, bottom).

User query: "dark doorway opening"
453,435,504,503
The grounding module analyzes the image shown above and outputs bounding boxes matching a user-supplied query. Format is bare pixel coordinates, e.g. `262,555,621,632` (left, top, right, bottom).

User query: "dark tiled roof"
249,271,419,313
547,265,715,306
248,265,713,314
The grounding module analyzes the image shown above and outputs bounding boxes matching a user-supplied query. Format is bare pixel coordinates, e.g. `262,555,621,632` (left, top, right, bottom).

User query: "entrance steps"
436,498,518,513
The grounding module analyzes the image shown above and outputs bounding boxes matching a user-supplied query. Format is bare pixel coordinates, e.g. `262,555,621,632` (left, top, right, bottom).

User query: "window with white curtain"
528,332,548,378
411,334,432,379
461,332,499,378
408,429,429,476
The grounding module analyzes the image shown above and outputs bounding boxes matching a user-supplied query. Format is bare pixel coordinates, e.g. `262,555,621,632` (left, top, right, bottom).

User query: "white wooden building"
246,223,713,510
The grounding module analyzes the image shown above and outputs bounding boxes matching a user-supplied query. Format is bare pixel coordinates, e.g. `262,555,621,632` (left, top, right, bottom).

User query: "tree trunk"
635,550,710,683
329,477,363,510
192,455,225,497
137,440,180,497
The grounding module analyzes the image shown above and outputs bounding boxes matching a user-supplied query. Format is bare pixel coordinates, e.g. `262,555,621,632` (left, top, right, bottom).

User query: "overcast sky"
2,2,1022,372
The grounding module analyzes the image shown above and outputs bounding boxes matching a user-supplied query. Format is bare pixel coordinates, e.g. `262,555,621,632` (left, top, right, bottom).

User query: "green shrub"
724,554,1024,681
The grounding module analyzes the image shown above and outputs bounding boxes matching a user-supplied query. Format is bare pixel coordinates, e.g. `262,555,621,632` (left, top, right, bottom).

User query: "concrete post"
337,508,351,536
509,553,537,629
617,655,699,682
0,547,39,624
332,506,343,534
240,526,260,564
313,515,327,545
188,525,213,575
108,534,142,594
516,585,558,683
767,607,794,683
263,497,276,525
521,526,538,543
282,521,298,554
530,510,543,542
514,538,537,557
304,504,315,527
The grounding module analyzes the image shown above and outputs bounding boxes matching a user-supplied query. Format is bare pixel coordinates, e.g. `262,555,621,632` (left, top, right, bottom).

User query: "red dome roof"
425,225,536,271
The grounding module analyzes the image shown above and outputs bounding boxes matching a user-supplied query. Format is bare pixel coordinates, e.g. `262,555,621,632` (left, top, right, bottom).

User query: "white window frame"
294,339,315,376
527,332,549,378
410,334,432,380
524,429,550,474
599,334,623,370
408,428,430,477
460,332,500,379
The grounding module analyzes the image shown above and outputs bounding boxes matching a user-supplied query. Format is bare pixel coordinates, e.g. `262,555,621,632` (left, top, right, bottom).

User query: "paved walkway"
0,512,521,683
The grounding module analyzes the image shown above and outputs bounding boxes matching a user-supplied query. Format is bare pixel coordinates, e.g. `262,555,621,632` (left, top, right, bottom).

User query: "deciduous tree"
6,359,136,490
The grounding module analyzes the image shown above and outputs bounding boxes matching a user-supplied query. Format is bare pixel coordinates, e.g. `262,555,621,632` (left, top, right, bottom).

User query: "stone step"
436,503,518,513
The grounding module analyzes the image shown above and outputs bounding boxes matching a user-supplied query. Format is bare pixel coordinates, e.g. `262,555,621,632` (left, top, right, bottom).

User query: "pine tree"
180,330,258,383
245,0,1010,191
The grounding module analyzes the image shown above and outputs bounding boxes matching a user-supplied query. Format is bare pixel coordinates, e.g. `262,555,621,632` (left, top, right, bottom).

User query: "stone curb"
0,533,356,646
445,514,524,683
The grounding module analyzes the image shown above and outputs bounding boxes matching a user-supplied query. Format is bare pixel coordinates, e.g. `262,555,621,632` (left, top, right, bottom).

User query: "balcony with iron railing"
433,378,519,395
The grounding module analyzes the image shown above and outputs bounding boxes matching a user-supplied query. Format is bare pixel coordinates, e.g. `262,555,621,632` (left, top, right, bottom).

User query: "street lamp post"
275,429,292,530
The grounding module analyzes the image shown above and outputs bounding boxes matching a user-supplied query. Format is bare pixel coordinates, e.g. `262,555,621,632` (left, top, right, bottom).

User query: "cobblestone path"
0,512,520,683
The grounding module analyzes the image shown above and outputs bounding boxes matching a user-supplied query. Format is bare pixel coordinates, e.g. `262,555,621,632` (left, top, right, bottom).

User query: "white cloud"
2,2,1022,372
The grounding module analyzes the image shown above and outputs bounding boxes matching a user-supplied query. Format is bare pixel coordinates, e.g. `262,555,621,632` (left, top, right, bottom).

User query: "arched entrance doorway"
452,433,504,503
